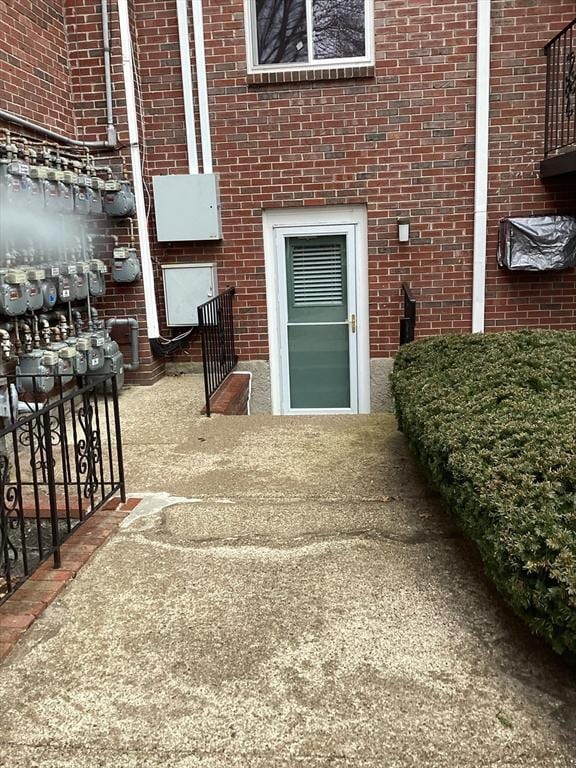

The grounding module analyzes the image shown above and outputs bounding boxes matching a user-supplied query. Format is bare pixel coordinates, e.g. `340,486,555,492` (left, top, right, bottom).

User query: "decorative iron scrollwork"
18,414,61,482
565,49,576,118
76,399,102,499
0,454,20,589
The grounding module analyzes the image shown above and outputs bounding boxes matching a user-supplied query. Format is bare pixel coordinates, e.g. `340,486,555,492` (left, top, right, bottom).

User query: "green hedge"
391,330,576,657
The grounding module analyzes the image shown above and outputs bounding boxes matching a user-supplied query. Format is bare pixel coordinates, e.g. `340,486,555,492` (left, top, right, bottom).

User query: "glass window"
313,0,366,60
256,0,308,64
251,0,370,69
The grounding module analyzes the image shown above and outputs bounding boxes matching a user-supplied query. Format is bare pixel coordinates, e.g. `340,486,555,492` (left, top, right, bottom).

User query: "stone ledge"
247,65,375,87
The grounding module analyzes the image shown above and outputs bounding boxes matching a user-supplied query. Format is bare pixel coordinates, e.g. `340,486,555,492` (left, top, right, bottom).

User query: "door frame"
263,205,370,415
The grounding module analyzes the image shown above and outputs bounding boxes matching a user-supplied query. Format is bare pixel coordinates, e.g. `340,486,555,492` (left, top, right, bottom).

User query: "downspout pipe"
0,108,116,149
472,0,491,333
106,317,140,371
101,0,118,146
191,0,213,174
118,0,160,339
176,0,199,174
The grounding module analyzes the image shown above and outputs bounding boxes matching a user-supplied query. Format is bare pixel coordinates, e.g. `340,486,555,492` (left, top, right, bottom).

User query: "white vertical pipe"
191,0,213,174
176,0,199,174
118,0,160,339
472,0,491,333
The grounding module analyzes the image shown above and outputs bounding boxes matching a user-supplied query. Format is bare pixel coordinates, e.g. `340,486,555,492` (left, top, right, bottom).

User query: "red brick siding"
485,1,576,332
1,0,575,385
0,0,75,132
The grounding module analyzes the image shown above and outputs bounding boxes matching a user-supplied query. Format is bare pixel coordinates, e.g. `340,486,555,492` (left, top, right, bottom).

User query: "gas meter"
0,269,28,316
102,179,136,217
112,247,141,283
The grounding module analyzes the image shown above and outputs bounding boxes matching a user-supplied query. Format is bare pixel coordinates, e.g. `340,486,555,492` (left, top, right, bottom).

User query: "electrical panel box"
162,263,217,327
152,174,222,242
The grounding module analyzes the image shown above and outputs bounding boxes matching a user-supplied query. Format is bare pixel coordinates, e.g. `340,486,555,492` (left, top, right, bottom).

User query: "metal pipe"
191,0,213,174
0,107,116,149
118,0,160,339
472,0,491,334
106,317,140,371
176,0,199,174
101,0,118,146
72,310,84,336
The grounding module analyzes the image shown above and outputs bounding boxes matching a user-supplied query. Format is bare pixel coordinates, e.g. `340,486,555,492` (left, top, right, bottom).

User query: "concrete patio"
0,375,575,767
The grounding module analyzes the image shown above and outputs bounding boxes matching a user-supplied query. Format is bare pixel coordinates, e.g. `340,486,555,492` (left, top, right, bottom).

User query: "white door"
275,224,359,414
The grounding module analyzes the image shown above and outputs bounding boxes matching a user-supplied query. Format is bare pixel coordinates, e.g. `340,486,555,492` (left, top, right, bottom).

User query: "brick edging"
0,496,143,662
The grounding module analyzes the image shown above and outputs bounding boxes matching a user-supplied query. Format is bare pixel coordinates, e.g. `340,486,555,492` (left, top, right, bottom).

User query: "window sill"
247,65,375,87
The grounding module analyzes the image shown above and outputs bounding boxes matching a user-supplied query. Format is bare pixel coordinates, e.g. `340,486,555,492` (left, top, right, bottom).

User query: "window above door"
244,0,374,74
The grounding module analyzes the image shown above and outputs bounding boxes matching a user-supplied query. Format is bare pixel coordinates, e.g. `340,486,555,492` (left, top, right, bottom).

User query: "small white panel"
153,174,222,242
162,263,217,326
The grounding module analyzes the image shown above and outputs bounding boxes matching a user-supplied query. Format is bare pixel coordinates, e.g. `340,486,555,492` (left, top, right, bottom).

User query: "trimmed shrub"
391,330,576,657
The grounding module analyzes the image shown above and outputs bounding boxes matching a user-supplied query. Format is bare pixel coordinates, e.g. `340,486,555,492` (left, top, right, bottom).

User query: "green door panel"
288,324,350,409
285,235,351,409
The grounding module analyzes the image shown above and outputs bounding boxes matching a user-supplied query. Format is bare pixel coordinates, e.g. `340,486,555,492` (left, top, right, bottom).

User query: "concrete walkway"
1,376,575,767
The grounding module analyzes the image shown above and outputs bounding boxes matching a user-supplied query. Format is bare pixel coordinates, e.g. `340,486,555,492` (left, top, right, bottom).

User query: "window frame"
243,0,375,74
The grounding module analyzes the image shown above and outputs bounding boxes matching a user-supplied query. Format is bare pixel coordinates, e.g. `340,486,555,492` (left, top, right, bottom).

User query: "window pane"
255,0,308,64
312,0,366,60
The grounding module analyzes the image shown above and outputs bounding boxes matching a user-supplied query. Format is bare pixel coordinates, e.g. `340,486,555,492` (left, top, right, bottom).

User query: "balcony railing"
543,19,576,158
198,288,238,417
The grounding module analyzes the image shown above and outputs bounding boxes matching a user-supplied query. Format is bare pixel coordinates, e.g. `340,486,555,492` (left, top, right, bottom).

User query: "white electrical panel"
162,263,217,327
153,174,222,241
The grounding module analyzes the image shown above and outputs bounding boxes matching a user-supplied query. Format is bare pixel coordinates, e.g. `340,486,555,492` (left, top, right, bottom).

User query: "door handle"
350,314,357,333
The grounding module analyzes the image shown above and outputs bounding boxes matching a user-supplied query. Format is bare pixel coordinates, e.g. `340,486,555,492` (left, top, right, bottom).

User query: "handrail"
400,283,417,345
198,287,238,417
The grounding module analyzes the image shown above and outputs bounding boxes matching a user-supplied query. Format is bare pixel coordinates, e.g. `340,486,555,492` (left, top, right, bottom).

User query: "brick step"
206,372,250,416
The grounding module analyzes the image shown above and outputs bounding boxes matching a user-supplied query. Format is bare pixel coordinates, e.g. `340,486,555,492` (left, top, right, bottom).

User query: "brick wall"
486,1,576,332
132,0,576,364
0,0,75,132
1,0,575,385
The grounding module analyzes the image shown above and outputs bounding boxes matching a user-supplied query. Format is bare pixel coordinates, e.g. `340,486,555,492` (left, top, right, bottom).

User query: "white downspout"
191,0,213,174
472,0,491,333
118,1,160,339
176,0,200,175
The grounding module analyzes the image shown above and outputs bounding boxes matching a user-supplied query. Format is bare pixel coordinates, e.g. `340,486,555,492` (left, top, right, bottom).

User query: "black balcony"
541,18,576,178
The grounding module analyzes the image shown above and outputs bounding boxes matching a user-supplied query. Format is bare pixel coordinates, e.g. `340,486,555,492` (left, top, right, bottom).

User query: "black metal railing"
198,287,238,417
544,18,576,156
0,373,125,602
400,283,417,345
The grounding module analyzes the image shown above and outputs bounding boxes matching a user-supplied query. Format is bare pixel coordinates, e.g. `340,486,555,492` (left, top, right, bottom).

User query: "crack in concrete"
122,527,461,557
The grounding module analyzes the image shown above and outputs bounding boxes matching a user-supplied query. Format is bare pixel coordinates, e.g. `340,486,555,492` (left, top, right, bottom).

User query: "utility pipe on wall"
0,2,117,149
118,0,160,339
472,0,491,333
177,0,199,174
106,317,140,371
191,0,213,174
0,108,115,149
101,0,117,146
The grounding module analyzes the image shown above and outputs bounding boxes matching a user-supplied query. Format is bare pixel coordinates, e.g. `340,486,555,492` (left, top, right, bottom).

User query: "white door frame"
263,205,370,415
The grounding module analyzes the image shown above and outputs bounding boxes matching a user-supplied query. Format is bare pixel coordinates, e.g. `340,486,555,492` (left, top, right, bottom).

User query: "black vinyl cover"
497,216,576,271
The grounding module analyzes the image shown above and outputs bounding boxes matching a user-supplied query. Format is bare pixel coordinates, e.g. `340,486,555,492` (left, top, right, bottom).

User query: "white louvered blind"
291,242,344,306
